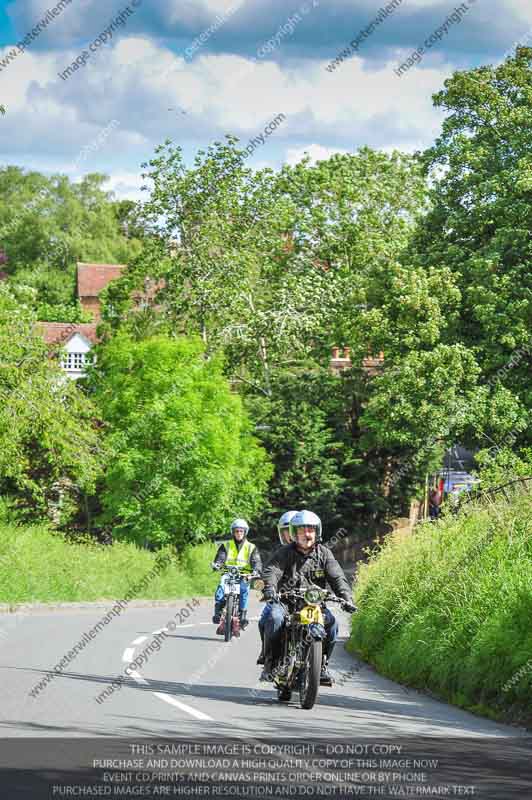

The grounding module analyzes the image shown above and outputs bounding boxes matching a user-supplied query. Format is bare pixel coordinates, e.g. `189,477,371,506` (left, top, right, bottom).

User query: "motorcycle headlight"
304,587,322,604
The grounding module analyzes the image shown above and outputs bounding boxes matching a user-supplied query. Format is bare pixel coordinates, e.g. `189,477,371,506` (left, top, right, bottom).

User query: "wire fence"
452,475,532,515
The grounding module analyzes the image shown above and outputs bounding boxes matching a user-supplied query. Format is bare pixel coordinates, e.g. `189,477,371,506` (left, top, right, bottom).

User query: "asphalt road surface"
1,595,528,741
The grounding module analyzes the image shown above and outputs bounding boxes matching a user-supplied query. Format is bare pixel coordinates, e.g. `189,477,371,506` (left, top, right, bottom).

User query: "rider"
260,509,357,684
211,518,262,630
256,510,297,665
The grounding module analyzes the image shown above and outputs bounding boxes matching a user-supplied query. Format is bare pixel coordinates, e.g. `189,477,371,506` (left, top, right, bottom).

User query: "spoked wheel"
277,686,292,703
299,640,322,709
224,595,234,642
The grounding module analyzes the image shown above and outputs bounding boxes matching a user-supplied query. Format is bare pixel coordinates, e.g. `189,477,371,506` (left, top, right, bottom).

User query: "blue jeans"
264,601,338,657
258,602,273,635
215,575,250,611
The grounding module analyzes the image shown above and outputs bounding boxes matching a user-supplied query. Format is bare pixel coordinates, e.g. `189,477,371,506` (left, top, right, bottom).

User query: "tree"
89,333,272,549
249,370,347,533
0,287,102,521
0,168,142,309
126,140,429,394
414,47,532,446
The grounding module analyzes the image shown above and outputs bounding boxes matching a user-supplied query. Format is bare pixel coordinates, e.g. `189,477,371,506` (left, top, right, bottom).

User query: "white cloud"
100,171,146,201
0,29,451,180
285,144,349,165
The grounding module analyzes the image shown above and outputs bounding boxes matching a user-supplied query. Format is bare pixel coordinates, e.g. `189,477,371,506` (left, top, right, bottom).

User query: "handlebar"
213,565,261,582
272,587,357,612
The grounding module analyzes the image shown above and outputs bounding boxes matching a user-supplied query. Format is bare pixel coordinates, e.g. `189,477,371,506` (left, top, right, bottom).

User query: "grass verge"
348,488,532,728
0,522,219,604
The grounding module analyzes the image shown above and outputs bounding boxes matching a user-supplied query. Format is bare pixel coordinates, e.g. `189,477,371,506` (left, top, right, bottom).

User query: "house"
38,262,165,378
330,346,384,375
37,322,99,379
37,262,126,379
77,262,126,321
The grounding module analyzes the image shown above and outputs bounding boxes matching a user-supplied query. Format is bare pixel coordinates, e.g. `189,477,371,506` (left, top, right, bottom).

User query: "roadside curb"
0,597,211,614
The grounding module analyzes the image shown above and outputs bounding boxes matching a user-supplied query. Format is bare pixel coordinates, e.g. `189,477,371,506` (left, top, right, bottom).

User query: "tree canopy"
89,334,272,548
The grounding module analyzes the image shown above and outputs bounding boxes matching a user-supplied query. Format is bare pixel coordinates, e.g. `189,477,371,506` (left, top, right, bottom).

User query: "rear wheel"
224,594,234,642
299,640,322,709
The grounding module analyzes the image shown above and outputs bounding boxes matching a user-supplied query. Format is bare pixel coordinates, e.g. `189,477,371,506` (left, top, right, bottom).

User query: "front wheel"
224,594,234,642
299,640,322,710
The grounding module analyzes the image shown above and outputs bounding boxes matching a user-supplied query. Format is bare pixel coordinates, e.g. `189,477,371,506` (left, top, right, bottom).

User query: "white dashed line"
120,625,214,722
125,667,148,685
152,691,213,721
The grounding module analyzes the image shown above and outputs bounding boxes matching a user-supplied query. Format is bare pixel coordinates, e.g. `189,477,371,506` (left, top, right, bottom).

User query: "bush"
0,522,219,603
90,334,272,549
349,486,532,725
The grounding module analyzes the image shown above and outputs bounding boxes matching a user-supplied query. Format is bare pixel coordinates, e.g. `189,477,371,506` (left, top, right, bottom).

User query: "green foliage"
36,300,93,323
0,168,142,309
416,47,532,445
0,287,102,520
89,333,272,549
124,137,462,515
349,488,532,725
250,370,347,531
0,520,218,603
129,140,429,395
474,447,532,490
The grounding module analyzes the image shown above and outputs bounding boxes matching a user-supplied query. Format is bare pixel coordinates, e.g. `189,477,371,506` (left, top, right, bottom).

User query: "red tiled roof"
77,263,126,298
36,322,99,346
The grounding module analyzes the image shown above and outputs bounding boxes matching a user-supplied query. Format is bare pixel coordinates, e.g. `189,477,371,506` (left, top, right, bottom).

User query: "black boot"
239,609,249,630
320,642,335,686
260,631,276,681
212,600,224,624
257,628,265,664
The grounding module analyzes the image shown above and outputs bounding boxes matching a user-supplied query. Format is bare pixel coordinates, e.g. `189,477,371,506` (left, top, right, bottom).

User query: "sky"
0,0,531,200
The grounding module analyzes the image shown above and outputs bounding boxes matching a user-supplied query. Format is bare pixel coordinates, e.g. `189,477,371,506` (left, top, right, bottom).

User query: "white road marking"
126,667,148,685
119,627,215,722
152,691,213,721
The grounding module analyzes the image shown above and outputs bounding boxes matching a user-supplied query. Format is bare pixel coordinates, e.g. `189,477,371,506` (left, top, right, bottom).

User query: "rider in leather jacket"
260,510,356,684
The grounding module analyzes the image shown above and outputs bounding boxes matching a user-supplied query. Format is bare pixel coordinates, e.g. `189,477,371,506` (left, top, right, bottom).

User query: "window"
61,352,86,372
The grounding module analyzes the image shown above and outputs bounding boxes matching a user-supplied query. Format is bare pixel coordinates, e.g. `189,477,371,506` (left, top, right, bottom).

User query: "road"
1,595,525,738
1,596,531,798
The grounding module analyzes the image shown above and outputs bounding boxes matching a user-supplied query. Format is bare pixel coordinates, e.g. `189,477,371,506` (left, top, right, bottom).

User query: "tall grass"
349,488,532,726
0,522,219,604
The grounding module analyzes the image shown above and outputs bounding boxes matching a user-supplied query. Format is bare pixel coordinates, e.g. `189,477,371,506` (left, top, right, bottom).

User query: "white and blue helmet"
289,509,322,543
277,510,297,544
230,518,249,536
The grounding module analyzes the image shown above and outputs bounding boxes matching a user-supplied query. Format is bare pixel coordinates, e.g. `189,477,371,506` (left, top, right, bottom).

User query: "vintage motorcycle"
269,585,354,709
215,566,261,642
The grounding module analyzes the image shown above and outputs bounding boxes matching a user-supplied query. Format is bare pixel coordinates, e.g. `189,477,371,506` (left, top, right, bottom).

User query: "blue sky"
0,0,530,199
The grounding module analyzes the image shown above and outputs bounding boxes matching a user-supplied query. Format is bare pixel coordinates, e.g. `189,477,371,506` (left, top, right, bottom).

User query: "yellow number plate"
299,605,324,625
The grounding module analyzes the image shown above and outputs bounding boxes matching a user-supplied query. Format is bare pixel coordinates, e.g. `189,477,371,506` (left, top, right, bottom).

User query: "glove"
342,600,358,613
261,587,277,602
211,562,221,571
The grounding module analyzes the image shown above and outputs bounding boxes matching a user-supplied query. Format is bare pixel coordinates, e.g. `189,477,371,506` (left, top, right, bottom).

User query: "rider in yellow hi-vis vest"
211,518,262,630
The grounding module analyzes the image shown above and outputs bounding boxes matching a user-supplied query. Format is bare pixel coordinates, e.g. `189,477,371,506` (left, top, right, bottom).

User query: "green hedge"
349,489,532,727
0,522,219,604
